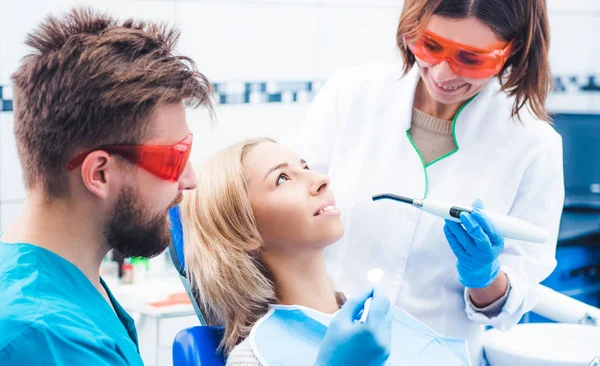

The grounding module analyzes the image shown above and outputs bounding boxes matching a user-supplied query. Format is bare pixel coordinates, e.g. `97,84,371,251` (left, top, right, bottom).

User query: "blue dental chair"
168,206,226,366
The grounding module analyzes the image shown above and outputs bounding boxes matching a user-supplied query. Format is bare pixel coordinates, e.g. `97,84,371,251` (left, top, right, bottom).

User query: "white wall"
1,0,599,230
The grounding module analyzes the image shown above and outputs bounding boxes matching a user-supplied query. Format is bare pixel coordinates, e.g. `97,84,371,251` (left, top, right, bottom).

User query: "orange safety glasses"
408,29,513,79
66,134,193,182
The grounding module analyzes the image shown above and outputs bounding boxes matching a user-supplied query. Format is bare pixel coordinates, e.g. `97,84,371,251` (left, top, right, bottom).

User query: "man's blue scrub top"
0,241,144,366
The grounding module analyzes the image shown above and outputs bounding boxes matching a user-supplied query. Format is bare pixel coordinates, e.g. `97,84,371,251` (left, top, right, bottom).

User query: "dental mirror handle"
358,298,372,323
358,268,384,323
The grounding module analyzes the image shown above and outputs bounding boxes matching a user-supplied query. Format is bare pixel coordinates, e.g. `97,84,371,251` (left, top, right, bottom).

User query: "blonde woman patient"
179,138,470,365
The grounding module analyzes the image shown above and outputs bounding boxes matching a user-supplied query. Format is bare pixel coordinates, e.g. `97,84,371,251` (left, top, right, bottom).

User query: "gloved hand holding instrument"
316,286,393,366
372,193,547,289
443,199,505,289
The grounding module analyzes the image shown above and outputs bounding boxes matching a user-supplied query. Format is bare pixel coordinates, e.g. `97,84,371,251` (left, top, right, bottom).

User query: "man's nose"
179,162,197,191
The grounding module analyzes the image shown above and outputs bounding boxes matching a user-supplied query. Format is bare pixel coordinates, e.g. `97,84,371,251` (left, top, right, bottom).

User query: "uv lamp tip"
372,193,414,205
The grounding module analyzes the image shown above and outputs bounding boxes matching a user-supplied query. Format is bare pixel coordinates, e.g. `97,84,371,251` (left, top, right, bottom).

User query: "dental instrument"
372,193,549,243
359,268,385,323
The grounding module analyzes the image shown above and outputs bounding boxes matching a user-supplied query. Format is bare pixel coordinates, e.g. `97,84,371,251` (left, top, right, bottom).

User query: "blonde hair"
180,137,277,354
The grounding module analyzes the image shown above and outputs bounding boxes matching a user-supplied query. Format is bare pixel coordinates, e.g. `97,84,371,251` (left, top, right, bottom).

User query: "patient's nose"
310,173,330,195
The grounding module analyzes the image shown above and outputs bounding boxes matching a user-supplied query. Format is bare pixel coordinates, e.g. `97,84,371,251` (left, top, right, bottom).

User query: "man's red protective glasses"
66,134,193,182
408,29,513,79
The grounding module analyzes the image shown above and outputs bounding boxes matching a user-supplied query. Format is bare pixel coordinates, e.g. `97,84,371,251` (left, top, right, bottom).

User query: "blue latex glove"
443,199,505,289
316,286,392,366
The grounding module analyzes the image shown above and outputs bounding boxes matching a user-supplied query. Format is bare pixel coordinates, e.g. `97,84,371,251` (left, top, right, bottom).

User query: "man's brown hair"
397,0,552,122
11,7,212,199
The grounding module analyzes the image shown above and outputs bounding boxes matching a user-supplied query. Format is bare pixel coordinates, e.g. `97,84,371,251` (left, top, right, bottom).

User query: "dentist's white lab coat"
291,63,564,365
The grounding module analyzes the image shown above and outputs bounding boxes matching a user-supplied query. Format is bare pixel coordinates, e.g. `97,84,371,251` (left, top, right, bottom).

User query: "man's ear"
80,151,115,199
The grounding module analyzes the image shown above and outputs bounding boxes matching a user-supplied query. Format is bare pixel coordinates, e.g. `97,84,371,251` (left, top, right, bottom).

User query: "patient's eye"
276,173,289,185
303,164,310,170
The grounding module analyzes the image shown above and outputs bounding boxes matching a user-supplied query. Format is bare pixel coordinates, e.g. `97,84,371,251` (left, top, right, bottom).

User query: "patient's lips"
314,199,341,217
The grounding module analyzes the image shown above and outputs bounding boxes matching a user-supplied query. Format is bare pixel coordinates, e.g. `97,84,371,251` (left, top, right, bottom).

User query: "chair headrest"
173,326,226,365
168,205,211,325
169,205,186,276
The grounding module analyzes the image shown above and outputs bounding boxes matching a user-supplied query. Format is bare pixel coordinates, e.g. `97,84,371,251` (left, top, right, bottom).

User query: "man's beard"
104,186,182,258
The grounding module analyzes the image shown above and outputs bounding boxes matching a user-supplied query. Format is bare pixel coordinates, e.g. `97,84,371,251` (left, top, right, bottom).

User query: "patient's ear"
248,235,261,251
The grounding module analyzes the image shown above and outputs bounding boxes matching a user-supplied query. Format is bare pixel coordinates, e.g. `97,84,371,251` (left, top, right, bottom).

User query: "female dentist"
292,0,564,364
